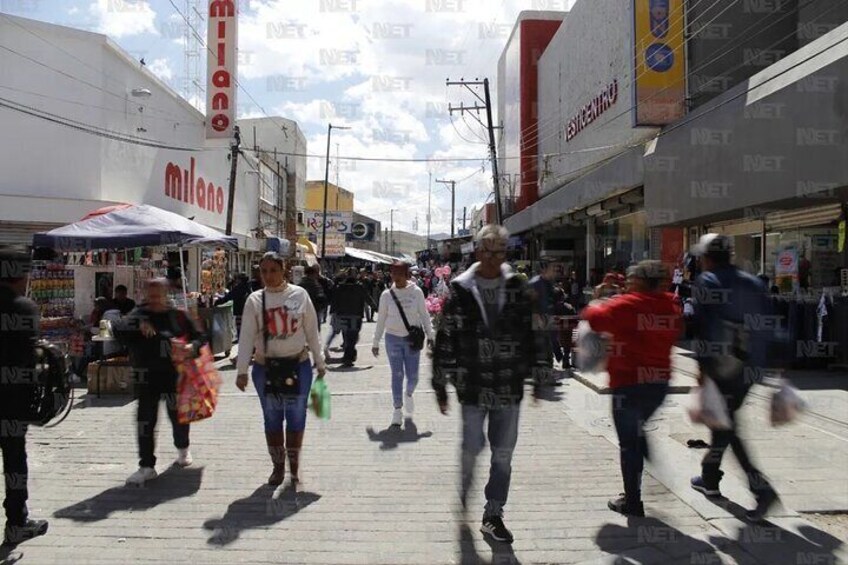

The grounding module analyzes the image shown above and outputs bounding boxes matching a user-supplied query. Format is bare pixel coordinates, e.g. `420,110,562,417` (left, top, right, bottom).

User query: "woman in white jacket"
235,252,326,487
372,261,435,427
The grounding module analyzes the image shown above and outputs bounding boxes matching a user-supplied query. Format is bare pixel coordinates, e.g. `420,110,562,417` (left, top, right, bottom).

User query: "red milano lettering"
566,80,619,142
264,307,299,337
208,0,235,134
164,157,226,215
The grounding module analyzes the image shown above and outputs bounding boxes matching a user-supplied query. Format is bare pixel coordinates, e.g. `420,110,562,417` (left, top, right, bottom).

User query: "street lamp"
322,123,351,260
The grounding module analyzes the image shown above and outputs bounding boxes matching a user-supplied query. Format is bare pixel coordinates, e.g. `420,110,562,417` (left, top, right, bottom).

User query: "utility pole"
225,125,241,235
446,78,503,224
390,209,395,256
427,172,432,250
462,206,467,232
321,123,350,259
384,227,389,254
436,179,456,238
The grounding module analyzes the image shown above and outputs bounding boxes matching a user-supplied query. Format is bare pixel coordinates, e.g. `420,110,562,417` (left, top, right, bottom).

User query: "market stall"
32,204,238,378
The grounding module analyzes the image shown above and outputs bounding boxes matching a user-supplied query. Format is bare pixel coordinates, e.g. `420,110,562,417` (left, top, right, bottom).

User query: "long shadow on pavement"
329,365,373,373
596,517,725,564
366,418,433,450
703,497,844,565
203,484,320,546
54,466,203,522
458,524,521,565
0,545,23,564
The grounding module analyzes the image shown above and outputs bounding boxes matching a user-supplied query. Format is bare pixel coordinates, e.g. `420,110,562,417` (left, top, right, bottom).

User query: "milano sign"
206,0,238,139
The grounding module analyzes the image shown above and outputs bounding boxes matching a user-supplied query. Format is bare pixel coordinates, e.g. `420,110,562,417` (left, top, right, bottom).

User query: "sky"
1,0,576,235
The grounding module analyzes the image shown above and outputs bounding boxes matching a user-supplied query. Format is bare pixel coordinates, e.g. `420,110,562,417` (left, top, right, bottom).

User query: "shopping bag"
688,378,732,431
174,340,222,424
771,380,806,426
310,378,331,420
573,320,608,372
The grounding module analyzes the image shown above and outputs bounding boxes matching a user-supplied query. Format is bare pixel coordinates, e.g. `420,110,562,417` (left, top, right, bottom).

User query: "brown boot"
265,431,286,486
286,430,305,488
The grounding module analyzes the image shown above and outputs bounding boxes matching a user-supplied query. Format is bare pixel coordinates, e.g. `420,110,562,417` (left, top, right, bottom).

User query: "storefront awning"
344,247,393,264
504,146,644,235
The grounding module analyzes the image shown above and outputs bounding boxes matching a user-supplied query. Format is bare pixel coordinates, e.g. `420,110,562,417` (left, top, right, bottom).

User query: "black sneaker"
480,516,514,543
746,490,779,522
607,496,645,517
691,475,721,497
3,519,48,546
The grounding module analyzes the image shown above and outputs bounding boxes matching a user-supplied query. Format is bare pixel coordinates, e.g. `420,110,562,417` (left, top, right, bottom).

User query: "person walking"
372,261,435,427
360,270,376,323
297,267,328,331
581,260,682,517
432,225,550,544
113,278,206,486
688,234,779,522
331,269,367,367
529,261,562,373
215,273,252,336
0,248,49,546
235,252,326,487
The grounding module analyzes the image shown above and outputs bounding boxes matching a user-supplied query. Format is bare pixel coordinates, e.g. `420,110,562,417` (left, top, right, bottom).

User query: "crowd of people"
0,226,785,547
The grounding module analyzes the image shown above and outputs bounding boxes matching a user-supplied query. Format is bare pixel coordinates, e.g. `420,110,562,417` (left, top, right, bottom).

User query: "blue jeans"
460,403,520,518
611,382,669,505
252,361,313,433
385,333,420,409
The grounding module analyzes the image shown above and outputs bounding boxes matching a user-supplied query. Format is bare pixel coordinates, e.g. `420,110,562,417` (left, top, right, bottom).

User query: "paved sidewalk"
1,323,845,564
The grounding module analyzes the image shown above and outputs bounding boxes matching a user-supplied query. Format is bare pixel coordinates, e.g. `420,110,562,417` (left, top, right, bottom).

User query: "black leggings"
136,385,189,468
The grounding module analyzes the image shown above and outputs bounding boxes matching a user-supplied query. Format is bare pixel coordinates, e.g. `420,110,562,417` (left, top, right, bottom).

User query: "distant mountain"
429,232,452,241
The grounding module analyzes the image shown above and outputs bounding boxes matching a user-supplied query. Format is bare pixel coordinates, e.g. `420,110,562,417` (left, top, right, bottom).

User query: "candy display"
30,262,75,318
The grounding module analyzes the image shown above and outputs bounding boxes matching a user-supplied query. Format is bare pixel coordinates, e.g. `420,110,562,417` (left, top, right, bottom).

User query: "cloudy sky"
3,0,575,235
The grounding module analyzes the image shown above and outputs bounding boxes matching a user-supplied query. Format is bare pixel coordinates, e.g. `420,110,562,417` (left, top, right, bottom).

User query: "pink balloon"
443,266,452,276
435,267,445,278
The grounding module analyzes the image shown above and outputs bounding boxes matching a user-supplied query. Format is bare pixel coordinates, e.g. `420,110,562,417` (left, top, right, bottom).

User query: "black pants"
701,380,774,495
611,383,669,505
137,385,190,468
340,318,362,363
1,421,28,526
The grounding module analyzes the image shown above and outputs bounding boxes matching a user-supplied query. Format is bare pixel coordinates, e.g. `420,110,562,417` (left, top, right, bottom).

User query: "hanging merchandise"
30,261,75,318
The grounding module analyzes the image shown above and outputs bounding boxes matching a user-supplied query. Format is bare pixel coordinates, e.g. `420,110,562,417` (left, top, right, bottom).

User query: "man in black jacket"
114,278,205,486
0,247,49,546
215,273,252,336
432,225,550,544
331,269,367,367
298,267,328,329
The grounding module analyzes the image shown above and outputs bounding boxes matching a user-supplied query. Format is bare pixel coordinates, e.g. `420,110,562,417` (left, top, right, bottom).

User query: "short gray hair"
475,224,509,246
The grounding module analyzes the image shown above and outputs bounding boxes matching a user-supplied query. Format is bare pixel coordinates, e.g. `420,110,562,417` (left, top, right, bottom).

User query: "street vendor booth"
32,204,238,393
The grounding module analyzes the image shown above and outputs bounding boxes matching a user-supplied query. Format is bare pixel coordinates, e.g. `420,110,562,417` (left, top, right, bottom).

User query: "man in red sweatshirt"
582,260,682,517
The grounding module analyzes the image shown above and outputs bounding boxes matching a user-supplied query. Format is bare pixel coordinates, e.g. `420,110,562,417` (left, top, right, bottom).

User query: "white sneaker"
176,448,193,467
404,394,415,416
390,408,403,427
126,467,157,486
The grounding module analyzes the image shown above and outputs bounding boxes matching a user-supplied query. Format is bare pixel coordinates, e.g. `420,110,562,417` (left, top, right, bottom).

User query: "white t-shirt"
236,285,325,374
372,283,435,348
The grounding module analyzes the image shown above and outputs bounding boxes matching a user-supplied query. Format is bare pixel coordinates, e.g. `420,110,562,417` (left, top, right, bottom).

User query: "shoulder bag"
262,290,300,396
389,289,425,351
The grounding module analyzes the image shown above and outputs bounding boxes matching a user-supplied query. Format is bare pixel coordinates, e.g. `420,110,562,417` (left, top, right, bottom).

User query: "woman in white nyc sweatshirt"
372,261,435,427
235,252,325,488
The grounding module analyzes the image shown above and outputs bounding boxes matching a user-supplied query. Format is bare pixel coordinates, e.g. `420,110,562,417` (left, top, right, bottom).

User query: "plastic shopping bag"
310,378,331,420
688,378,732,431
573,320,608,372
174,341,222,424
771,380,806,426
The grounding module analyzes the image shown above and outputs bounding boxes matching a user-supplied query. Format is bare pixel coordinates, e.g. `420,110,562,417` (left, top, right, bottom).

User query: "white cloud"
147,57,173,81
89,0,156,38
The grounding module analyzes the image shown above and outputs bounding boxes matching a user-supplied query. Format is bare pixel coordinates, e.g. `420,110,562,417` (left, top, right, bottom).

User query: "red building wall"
517,20,562,212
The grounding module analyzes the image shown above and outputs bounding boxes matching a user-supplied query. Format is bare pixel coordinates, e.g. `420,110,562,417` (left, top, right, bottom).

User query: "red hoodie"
582,292,682,389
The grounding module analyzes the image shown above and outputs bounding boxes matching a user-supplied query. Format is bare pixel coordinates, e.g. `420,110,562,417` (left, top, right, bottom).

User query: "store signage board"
566,80,619,142
206,0,238,139
318,233,346,257
632,0,686,126
303,211,353,234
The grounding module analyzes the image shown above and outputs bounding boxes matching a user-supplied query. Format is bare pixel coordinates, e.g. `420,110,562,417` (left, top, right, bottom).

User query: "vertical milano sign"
206,0,238,139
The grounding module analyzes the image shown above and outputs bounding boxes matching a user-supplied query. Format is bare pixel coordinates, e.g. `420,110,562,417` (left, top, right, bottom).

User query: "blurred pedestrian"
581,260,682,517
689,234,779,522
235,252,325,487
432,225,550,543
0,247,49,545
331,268,367,367
297,267,328,331
114,278,206,486
215,273,252,336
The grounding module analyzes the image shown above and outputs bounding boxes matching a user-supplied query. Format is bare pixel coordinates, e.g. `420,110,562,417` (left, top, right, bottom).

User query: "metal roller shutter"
0,222,62,247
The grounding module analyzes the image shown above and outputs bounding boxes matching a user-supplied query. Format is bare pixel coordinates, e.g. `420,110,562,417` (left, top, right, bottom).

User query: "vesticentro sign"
206,0,237,139
565,80,619,142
